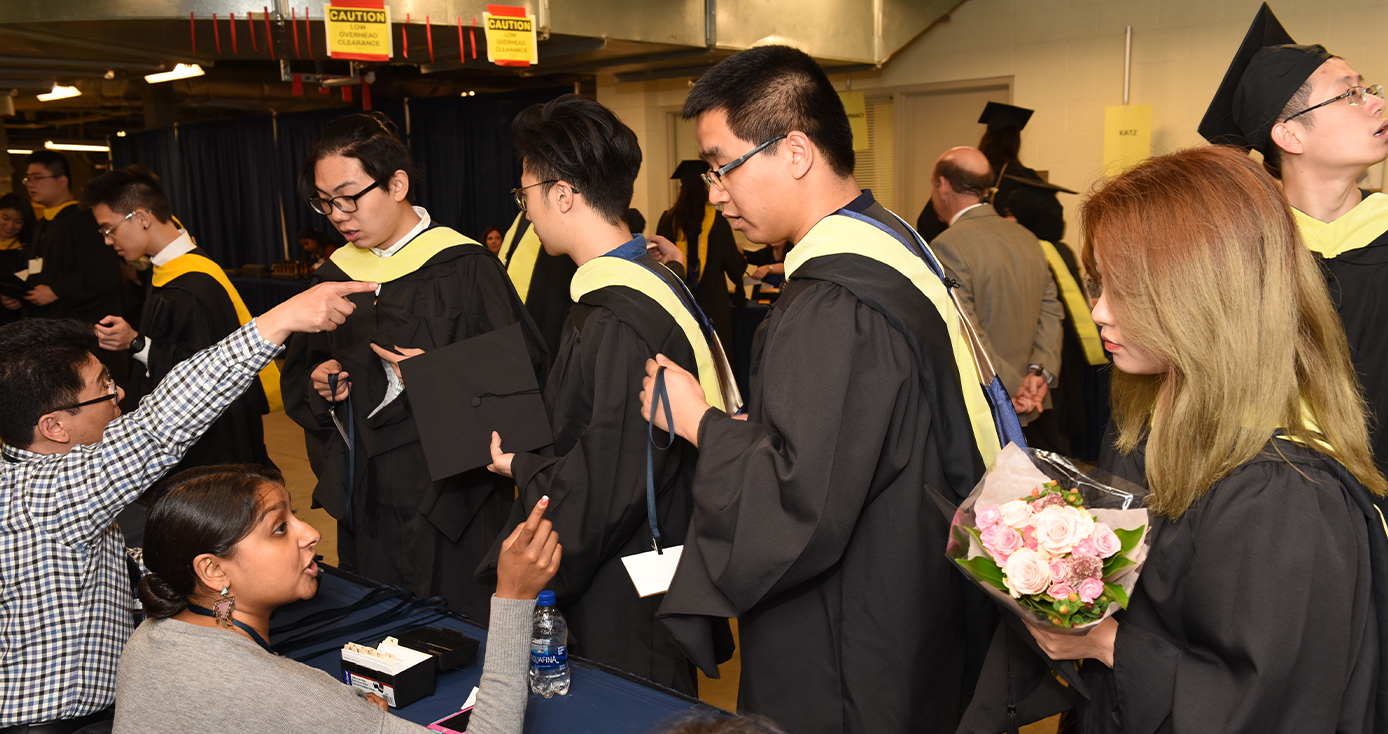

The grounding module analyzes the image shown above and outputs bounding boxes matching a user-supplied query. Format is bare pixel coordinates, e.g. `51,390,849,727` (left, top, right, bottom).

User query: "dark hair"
80,164,173,223
0,318,99,447
297,227,334,248
625,207,646,234
978,127,1022,174
509,94,642,226
481,226,503,240
672,180,707,243
25,150,71,182
0,192,36,244
138,464,286,619
934,157,993,199
1263,80,1316,179
683,45,855,177
651,712,786,734
297,112,421,204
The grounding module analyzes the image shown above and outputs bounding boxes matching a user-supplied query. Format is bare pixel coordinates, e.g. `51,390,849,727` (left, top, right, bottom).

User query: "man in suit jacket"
928,146,1063,424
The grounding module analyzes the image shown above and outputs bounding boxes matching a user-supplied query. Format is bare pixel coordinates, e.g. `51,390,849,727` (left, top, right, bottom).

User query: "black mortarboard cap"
1000,173,1077,195
979,102,1034,132
399,322,552,482
1198,3,1332,153
671,159,709,184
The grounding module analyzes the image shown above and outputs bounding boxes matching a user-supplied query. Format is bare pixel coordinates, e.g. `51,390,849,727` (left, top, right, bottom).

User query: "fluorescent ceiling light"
45,140,110,153
7,149,34,155
144,64,204,84
36,85,81,102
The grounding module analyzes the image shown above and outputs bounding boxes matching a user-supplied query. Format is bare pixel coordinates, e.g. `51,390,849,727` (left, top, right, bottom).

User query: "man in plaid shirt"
0,279,372,731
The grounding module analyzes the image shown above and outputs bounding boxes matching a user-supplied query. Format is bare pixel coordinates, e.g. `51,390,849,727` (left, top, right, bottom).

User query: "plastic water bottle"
529,590,570,698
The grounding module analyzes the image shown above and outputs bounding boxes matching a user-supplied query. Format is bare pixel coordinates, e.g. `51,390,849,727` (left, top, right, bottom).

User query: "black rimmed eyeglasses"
54,374,118,412
511,180,581,211
1283,84,1384,123
307,180,381,215
702,134,788,191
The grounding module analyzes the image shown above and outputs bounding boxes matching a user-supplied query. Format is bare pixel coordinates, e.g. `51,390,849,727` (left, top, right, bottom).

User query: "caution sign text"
324,0,393,62
484,5,538,67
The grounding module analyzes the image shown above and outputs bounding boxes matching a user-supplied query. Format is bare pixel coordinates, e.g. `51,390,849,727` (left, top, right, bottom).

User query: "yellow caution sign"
839,91,870,152
484,4,538,67
324,0,393,61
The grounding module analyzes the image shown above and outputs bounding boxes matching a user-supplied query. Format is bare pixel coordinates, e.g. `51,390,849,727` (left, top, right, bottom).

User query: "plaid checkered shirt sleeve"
0,320,283,727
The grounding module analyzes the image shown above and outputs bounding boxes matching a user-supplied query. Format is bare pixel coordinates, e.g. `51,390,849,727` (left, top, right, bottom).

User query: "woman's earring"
213,586,235,628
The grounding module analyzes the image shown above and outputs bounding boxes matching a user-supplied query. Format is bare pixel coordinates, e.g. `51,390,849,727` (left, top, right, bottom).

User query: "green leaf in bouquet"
955,556,1007,592
1114,526,1144,555
1102,555,1136,578
1103,581,1130,609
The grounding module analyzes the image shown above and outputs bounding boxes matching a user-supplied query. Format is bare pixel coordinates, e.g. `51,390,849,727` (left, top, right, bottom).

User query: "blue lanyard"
602,236,718,344
646,368,675,554
187,603,275,654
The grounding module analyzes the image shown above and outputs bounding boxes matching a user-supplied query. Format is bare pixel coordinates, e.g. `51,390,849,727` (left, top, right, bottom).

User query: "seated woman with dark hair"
114,464,559,734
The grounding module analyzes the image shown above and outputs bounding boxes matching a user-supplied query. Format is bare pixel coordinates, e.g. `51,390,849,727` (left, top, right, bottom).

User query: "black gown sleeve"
502,309,667,604
1108,459,1373,734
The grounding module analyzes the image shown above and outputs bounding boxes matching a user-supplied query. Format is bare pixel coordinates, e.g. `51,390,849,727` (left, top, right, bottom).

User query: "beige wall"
598,0,1388,242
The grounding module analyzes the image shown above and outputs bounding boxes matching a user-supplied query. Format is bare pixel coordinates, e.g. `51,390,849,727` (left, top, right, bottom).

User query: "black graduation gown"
281,232,548,622
1321,235,1388,478
25,204,129,384
659,201,986,734
961,437,1385,734
0,239,26,326
479,252,714,695
656,210,746,356
126,247,272,474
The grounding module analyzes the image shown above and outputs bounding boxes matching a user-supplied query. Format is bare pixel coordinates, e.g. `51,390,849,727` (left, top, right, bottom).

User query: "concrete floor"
263,410,1058,730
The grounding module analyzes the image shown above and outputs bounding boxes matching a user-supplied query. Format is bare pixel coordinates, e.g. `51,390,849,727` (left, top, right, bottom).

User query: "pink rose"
1077,578,1105,603
990,526,1023,558
1091,523,1123,558
976,505,1002,528
1049,559,1070,584
1072,537,1097,557
1003,548,1052,597
998,500,1033,528
1048,582,1075,601
1031,505,1096,558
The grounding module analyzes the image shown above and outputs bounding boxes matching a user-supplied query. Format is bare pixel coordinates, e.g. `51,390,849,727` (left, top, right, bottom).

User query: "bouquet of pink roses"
944,444,1151,633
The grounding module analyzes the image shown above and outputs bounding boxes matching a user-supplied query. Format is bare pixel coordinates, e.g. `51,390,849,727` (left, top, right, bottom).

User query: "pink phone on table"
427,707,474,734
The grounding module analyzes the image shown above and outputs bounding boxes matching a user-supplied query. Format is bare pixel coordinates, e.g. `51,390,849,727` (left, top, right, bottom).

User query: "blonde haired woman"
966,145,1388,734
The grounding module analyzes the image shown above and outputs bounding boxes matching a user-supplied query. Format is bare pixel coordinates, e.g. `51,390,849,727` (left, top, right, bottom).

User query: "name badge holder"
621,367,683,596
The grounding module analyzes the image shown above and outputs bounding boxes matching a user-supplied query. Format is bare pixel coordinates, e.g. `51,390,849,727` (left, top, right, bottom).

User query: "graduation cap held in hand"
1198,2,1332,154
400,323,552,482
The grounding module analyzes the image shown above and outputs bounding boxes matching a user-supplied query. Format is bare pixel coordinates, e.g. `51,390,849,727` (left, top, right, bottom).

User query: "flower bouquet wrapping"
946,443,1152,633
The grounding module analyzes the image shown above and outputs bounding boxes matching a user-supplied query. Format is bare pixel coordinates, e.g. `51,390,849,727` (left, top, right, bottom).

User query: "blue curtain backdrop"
111,87,568,268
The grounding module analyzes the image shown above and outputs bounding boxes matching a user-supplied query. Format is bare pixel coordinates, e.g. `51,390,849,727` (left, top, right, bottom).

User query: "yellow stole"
500,213,543,302
787,214,1002,469
42,200,77,221
328,226,477,283
1294,192,1388,259
153,252,283,412
570,256,739,413
673,205,716,283
0,237,20,251
1038,240,1107,366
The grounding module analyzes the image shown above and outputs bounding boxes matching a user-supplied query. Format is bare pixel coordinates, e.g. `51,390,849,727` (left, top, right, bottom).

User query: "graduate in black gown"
639,46,1006,734
656,161,747,355
498,210,578,361
483,96,739,695
1199,3,1388,477
280,114,548,622
963,146,1388,734
0,193,36,326
84,166,276,473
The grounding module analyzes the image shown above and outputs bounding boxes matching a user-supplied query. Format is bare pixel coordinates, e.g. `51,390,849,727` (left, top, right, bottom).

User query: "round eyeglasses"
1283,84,1384,123
307,180,381,215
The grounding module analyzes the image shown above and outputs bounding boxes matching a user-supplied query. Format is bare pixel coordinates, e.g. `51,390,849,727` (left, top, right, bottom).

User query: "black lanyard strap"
328,372,356,531
187,602,274,654
646,367,675,554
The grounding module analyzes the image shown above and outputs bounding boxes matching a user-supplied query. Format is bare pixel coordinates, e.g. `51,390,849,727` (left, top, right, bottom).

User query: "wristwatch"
129,334,147,353
1028,363,1056,387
